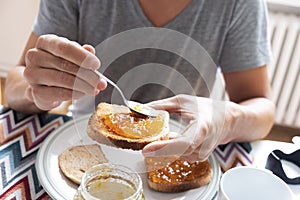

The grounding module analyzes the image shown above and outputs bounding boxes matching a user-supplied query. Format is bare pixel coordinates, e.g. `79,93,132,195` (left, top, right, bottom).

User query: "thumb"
142,137,191,158
147,96,182,112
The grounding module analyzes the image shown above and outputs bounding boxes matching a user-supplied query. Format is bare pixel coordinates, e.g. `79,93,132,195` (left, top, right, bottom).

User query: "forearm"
4,66,44,114
224,97,275,143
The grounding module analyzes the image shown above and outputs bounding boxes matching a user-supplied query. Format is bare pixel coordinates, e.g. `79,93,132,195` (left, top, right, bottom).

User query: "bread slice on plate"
87,102,169,150
145,156,213,193
58,144,108,185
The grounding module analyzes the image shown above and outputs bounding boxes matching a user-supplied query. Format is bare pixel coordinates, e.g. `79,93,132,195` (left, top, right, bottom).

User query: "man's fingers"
142,137,211,162
142,137,192,158
147,94,198,114
82,44,107,90
25,67,98,96
30,85,84,110
24,35,106,109
142,119,209,161
25,48,101,91
181,146,210,162
36,34,100,70
142,138,210,162
147,96,181,112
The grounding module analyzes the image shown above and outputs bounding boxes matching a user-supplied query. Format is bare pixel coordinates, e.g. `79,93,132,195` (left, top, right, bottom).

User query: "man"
4,0,275,160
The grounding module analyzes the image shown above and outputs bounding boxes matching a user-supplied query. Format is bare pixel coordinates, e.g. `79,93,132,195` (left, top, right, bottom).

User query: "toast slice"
58,144,108,185
87,102,169,150
145,156,213,193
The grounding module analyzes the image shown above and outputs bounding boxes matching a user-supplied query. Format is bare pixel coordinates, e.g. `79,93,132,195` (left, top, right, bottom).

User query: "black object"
265,149,300,184
218,142,252,153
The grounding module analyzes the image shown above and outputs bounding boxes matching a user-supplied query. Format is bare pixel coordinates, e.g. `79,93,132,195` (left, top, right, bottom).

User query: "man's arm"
223,64,275,142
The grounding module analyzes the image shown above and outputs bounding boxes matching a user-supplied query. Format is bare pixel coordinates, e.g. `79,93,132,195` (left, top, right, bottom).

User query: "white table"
251,137,300,199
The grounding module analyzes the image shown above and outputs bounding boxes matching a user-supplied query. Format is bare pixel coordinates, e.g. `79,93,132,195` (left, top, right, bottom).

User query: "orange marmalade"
103,113,164,139
148,158,210,184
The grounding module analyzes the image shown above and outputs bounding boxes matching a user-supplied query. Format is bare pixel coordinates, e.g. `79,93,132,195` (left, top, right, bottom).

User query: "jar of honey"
74,163,144,200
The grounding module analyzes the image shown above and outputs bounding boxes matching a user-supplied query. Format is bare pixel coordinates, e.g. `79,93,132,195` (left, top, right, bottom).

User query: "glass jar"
74,163,144,200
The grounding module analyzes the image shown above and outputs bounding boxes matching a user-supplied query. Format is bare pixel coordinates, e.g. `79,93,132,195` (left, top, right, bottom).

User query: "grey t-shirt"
33,0,271,117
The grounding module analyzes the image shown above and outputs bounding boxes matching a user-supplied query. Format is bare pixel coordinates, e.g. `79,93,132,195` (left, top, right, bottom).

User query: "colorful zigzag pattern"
214,142,253,172
0,106,71,200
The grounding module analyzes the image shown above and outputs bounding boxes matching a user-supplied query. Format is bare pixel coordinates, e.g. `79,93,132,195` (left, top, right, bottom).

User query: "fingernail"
94,89,100,95
83,54,100,70
97,79,107,90
52,101,61,107
90,56,101,70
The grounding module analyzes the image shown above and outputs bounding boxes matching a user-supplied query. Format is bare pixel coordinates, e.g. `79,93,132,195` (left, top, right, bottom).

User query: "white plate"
36,115,221,200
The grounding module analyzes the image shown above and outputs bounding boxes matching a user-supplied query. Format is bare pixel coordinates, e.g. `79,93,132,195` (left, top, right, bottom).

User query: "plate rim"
36,115,90,200
36,114,221,200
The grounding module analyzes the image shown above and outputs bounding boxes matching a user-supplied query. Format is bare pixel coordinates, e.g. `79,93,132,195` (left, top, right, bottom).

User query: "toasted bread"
87,102,169,150
58,144,108,185
145,156,213,193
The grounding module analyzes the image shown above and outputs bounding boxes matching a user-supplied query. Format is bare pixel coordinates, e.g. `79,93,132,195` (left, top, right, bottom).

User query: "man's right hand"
23,34,107,111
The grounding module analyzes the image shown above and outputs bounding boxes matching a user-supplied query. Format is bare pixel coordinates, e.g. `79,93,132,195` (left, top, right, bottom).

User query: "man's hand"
23,34,107,110
142,94,241,161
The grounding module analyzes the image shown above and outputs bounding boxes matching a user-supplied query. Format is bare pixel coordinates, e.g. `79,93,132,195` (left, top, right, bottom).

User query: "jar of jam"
74,163,144,200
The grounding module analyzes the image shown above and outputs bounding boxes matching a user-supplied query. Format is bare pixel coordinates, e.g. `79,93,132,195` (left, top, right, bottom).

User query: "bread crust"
145,156,213,193
58,144,108,185
87,103,169,150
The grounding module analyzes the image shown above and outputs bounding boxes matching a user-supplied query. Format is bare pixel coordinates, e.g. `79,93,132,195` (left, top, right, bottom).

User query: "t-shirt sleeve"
219,0,272,73
33,0,78,41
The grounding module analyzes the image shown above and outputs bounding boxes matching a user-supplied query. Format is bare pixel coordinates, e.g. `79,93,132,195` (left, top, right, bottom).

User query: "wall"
0,0,39,77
